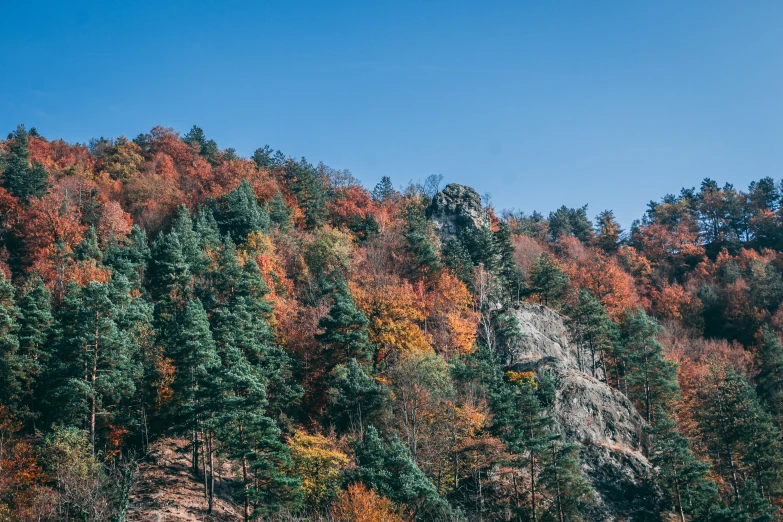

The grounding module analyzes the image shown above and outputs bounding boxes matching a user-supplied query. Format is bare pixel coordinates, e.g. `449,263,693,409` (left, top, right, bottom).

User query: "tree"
327,359,388,439
372,176,397,203
49,280,141,454
529,254,568,307
548,205,592,242
594,210,623,253
650,412,719,522
316,280,373,368
332,483,408,522
267,190,292,231
14,276,52,431
353,426,451,520
755,326,783,425
212,180,269,242
1,125,49,202
289,431,348,510
620,308,679,424
0,275,20,416
166,298,219,475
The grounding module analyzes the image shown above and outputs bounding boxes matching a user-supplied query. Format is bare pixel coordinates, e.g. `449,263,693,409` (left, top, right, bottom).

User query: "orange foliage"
352,276,431,360
332,483,408,522
426,270,479,356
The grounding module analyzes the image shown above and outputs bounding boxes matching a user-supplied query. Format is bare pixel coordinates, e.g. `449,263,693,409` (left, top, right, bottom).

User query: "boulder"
427,183,490,237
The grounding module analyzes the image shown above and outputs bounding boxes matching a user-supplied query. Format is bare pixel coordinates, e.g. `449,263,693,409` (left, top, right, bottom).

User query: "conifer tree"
371,176,397,203
650,412,719,522
354,425,451,520
167,298,220,474
316,279,373,368
1,125,49,201
213,180,269,242
755,326,783,425
15,275,52,430
267,190,292,231
0,275,20,415
327,358,388,438
529,254,568,307
620,308,679,424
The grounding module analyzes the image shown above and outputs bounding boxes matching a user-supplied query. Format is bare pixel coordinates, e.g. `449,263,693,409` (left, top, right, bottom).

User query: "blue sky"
2,1,783,227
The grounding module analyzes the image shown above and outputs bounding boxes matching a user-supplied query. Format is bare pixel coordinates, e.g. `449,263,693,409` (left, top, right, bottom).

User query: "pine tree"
0,275,20,415
539,439,593,522
698,369,783,505
327,358,388,438
620,308,679,425
50,281,140,453
354,425,451,520
149,232,193,326
565,290,616,379
267,190,292,231
15,275,52,431
316,279,373,368
212,180,269,242
594,210,623,253
1,125,49,201
167,298,220,475
529,254,568,307
211,305,299,518
372,176,397,203
650,412,719,522
755,326,783,425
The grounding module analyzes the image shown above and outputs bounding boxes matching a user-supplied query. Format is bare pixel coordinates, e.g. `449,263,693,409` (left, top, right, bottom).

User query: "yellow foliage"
506,370,538,388
289,431,349,509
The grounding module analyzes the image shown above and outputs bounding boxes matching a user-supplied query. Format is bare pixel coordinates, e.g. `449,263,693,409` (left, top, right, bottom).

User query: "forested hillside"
1,124,783,521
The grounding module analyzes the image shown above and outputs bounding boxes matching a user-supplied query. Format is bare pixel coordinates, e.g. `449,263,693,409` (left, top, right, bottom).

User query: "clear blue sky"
2,1,783,227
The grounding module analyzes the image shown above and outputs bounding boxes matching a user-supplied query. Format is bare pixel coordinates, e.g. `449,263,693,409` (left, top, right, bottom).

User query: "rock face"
427,183,490,237
508,302,658,521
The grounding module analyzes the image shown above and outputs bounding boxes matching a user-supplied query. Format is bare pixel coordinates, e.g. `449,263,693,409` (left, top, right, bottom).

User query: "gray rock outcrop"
427,184,490,238
507,302,658,521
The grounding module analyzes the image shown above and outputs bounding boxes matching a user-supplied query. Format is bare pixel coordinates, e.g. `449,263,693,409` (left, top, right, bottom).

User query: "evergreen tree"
213,180,269,242
372,176,397,202
183,125,219,164
75,226,102,262
50,281,140,453
755,326,783,425
0,275,20,415
1,125,49,201
539,439,593,522
565,290,616,379
548,205,592,242
354,425,451,520
281,158,330,228
210,305,300,517
529,254,568,307
650,412,719,522
167,298,220,474
267,190,292,231
442,236,475,285
620,309,679,425
594,210,623,253
327,358,388,438
698,369,783,505
149,232,193,326
316,279,373,368
15,275,52,430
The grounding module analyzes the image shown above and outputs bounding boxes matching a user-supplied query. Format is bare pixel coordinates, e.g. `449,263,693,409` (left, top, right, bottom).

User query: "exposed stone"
507,301,659,521
427,183,490,238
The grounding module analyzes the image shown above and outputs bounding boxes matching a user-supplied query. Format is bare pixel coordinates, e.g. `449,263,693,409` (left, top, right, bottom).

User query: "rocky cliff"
509,303,658,521
427,183,490,237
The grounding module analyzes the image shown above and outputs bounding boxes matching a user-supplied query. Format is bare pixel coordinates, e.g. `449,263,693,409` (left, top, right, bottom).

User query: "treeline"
0,124,781,521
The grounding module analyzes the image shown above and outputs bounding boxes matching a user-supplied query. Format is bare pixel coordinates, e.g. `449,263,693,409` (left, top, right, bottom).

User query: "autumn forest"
1,124,783,521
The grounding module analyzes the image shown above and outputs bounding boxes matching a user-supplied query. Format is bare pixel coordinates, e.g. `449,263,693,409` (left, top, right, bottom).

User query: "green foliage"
372,176,397,202
1,125,49,201
620,308,679,424
353,425,452,520
529,253,568,306
548,205,592,242
212,180,269,242
316,279,373,367
327,358,388,437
